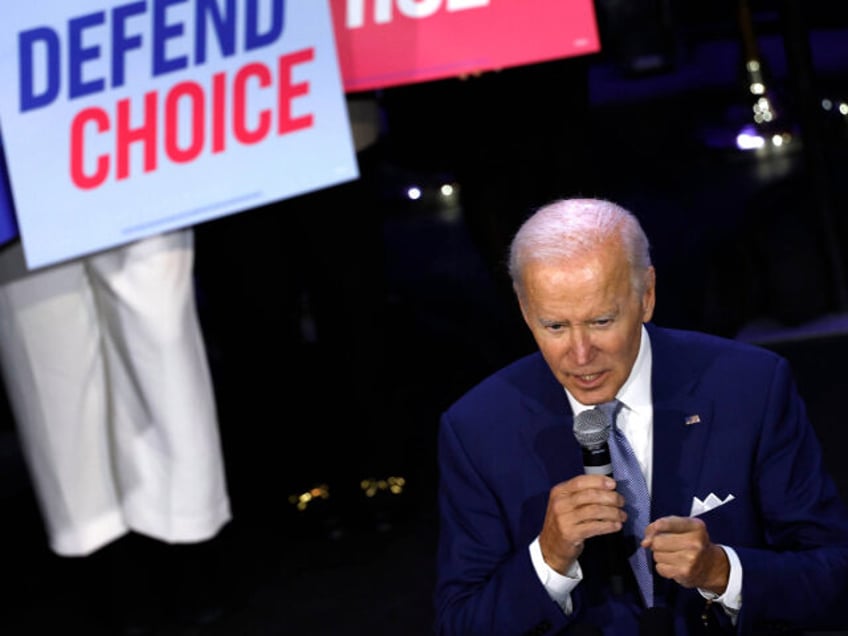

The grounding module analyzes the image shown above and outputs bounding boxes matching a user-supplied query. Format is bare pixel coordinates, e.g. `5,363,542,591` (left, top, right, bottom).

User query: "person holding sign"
0,136,231,633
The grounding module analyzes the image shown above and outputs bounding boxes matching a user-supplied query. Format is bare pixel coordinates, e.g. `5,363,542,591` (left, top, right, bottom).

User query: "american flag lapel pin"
684,414,701,426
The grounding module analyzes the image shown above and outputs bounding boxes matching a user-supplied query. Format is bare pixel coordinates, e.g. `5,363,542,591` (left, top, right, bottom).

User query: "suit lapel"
647,324,716,519
647,325,717,607
513,355,583,542
651,398,714,520
530,410,581,485
516,355,582,486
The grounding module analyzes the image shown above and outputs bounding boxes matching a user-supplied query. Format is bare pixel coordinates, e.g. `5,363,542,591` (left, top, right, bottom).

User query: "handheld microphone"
573,408,627,595
573,408,614,478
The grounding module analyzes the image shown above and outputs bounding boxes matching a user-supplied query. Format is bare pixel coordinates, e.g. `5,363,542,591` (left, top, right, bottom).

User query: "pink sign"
332,0,601,92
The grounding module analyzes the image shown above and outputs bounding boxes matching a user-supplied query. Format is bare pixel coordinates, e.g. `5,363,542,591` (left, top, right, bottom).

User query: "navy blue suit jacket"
435,323,848,635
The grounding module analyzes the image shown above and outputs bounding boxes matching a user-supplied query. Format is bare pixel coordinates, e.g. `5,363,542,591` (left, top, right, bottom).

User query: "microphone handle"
581,445,613,476
592,531,627,595
581,445,628,595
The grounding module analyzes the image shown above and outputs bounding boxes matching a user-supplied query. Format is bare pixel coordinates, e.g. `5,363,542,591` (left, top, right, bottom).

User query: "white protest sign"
0,0,357,268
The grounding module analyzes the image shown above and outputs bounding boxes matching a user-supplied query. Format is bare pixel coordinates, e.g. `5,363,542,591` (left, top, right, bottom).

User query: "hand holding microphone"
537,473,625,575
572,406,631,594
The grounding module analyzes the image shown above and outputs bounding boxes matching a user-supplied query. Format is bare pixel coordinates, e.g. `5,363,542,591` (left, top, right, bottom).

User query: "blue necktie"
599,399,654,607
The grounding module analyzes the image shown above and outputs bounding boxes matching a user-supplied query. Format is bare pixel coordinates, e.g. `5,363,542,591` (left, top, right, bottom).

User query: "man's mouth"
575,372,602,382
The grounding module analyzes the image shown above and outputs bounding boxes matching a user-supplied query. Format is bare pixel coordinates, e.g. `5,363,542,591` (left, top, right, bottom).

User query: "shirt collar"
617,324,652,415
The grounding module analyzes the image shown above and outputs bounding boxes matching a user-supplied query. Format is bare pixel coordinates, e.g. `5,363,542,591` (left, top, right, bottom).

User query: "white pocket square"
690,493,735,517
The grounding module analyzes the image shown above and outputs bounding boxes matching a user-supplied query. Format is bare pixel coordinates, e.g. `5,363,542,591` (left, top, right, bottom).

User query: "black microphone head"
573,408,611,450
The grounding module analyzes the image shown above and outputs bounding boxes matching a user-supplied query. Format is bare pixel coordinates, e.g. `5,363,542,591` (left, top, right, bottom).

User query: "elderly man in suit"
435,198,848,635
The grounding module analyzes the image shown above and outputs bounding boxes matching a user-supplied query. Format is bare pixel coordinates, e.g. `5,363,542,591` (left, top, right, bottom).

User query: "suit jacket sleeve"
729,355,848,631
435,407,573,636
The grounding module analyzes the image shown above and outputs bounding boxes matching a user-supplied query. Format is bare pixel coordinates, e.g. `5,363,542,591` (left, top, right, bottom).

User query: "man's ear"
641,266,656,323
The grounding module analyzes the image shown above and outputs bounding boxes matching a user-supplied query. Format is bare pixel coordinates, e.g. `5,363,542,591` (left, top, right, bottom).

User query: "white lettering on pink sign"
346,0,489,28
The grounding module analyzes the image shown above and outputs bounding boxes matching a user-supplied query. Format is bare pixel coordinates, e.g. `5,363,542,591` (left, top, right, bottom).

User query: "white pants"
0,230,231,556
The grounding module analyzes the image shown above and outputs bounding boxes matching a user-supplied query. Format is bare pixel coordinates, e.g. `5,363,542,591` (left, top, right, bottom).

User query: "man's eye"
593,318,612,327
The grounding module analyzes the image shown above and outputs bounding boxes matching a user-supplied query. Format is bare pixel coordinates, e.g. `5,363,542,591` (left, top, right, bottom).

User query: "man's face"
518,237,655,405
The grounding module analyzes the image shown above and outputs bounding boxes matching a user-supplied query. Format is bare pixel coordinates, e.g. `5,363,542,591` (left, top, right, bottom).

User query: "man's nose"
569,329,594,364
